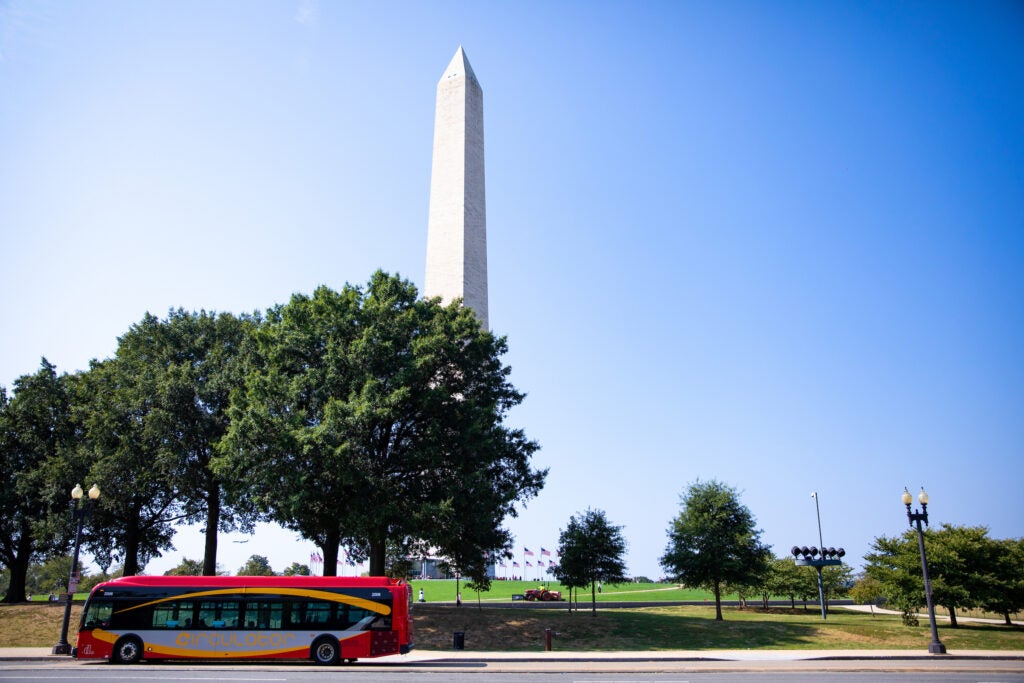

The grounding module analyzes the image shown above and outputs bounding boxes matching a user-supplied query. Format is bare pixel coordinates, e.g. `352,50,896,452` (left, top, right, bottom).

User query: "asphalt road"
0,664,1023,683
2,653,1024,683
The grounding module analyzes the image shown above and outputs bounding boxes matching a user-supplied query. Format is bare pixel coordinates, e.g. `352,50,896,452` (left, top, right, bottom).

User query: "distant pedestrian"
456,592,462,607
418,588,425,603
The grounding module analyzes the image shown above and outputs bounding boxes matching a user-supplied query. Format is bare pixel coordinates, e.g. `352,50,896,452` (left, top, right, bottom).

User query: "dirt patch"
0,603,82,647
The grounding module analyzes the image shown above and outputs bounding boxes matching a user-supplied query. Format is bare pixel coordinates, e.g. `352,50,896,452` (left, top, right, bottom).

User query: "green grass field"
3,600,1022,651
411,580,722,603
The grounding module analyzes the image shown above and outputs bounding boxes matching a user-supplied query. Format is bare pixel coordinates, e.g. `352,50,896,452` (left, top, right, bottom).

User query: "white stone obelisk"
425,46,488,329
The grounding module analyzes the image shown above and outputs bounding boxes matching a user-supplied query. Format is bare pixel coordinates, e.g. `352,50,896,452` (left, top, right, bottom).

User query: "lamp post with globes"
52,483,101,656
903,486,946,655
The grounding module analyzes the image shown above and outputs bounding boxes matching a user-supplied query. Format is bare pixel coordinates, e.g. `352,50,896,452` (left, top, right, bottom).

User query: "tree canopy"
865,524,1024,627
237,555,275,576
217,271,545,577
0,360,79,603
660,479,772,620
551,508,629,614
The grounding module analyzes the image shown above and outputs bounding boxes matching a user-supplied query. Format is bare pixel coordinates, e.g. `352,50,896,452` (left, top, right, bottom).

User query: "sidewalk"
3,646,1023,662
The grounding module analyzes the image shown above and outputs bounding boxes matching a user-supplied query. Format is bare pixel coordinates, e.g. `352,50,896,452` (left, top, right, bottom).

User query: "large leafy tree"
77,355,183,576
551,508,629,614
660,479,772,620
865,524,1020,628
0,360,79,603
983,538,1024,625
78,310,257,576
863,531,925,625
218,271,545,577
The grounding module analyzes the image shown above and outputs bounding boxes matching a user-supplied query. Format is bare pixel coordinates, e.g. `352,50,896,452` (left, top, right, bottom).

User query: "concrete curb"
4,648,1024,663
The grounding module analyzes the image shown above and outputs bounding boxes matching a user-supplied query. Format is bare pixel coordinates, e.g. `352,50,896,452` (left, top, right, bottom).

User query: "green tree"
75,310,257,576
281,562,311,576
26,555,78,596
0,360,80,603
76,356,185,576
762,557,804,609
238,555,275,576
864,531,923,625
551,508,629,615
164,558,205,576
849,575,885,615
982,537,1024,625
218,272,545,576
660,479,772,620
866,524,1003,628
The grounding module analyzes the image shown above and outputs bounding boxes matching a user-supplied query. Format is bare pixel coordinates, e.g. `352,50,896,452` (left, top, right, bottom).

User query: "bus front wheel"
112,635,144,664
311,636,340,665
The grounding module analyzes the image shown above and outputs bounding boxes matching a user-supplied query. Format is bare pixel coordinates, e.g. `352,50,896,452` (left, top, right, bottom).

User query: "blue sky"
1,1,1021,580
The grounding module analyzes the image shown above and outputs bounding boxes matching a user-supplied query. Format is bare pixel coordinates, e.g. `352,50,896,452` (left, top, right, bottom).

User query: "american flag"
540,547,551,556
524,547,534,556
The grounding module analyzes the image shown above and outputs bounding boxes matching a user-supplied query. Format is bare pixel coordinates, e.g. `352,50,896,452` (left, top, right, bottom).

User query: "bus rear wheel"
112,635,144,664
311,636,340,665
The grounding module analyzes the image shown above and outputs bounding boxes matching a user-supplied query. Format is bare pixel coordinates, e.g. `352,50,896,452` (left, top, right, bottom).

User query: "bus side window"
244,601,282,629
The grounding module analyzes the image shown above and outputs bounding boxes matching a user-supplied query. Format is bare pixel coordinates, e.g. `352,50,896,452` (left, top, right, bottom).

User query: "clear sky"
2,1,1022,581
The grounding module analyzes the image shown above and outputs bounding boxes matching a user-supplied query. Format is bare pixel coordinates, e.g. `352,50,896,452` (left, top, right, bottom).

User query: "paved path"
838,603,1024,626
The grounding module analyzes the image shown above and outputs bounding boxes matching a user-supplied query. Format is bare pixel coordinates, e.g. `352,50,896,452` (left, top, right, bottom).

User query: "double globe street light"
52,483,101,656
903,486,946,655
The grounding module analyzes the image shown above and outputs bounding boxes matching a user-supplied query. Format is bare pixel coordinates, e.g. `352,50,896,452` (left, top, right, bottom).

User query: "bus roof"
92,575,405,591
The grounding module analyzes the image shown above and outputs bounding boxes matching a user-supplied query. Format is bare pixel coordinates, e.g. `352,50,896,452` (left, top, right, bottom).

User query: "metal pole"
815,567,827,621
812,492,824,552
913,516,946,654
52,502,84,655
812,492,826,618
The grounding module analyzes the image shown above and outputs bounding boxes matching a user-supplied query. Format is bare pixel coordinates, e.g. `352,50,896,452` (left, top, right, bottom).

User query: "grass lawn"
412,579,719,603
2,602,1022,651
413,603,1024,651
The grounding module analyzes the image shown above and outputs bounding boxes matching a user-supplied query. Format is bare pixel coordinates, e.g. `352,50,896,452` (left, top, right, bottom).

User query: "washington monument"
424,46,488,329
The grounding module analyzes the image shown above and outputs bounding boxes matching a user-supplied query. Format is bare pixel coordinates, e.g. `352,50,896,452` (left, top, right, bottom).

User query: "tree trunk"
591,579,597,616
0,526,32,603
202,480,220,576
1004,611,1012,626
948,605,958,628
321,528,341,577
122,514,141,576
713,581,723,621
368,536,386,577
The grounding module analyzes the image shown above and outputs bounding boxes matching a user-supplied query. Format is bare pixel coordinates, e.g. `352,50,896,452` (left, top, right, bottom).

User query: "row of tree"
549,480,1022,626
550,482,848,619
863,524,1024,626
1,271,547,603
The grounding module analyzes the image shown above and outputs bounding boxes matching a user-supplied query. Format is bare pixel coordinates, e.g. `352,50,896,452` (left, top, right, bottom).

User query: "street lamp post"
52,483,100,656
792,492,845,620
792,545,844,620
903,486,946,655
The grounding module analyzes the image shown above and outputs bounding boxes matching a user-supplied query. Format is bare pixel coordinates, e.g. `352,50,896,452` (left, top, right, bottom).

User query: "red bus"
74,575,413,664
